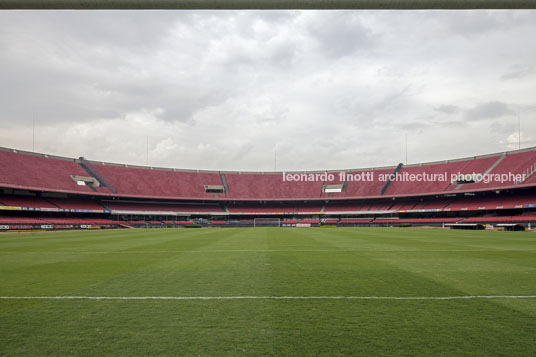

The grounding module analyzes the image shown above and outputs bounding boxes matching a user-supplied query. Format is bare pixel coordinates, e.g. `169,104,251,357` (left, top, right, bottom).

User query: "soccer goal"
253,218,281,227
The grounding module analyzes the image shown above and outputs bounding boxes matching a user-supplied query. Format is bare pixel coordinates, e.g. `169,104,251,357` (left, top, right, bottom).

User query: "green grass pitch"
1,227,536,356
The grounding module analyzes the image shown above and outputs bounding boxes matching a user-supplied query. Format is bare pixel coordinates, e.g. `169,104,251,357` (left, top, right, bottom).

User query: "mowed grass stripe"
0,229,250,296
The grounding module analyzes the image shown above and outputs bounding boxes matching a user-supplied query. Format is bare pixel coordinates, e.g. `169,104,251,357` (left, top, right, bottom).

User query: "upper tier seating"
319,171,345,198
224,172,324,200
1,147,535,200
465,150,536,190
343,168,396,197
93,163,223,199
385,160,468,196
443,155,501,190
525,172,536,184
0,150,92,193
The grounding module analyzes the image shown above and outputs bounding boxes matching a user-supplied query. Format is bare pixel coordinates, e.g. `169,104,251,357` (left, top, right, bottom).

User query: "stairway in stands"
77,157,118,193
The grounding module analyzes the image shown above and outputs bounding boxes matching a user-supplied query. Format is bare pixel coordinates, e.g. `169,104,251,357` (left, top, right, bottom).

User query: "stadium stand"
46,197,105,210
412,198,454,210
447,193,536,211
324,202,367,212
385,160,468,196
1,146,535,200
525,173,536,184
467,149,536,190
224,172,324,200
443,154,502,191
0,216,45,224
388,200,419,211
102,201,223,212
0,194,57,208
91,163,224,199
227,203,322,214
1,146,536,230
343,168,395,197
0,149,94,193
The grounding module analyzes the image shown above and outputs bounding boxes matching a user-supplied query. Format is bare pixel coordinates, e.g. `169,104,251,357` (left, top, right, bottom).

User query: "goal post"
253,218,281,227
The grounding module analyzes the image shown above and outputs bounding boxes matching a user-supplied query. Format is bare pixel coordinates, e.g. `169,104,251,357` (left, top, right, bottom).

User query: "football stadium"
2,4,536,357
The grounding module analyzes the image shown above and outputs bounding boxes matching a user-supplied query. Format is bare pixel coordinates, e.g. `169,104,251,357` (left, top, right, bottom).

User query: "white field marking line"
1,295,536,301
1,249,534,254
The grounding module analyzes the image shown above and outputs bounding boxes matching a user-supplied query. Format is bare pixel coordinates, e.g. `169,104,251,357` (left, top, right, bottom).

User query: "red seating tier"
93,164,223,199
0,150,92,193
224,172,324,200
103,201,223,212
466,150,536,190
1,147,535,200
0,216,45,224
386,160,468,196
47,197,104,210
390,201,419,211
0,195,57,208
525,173,536,184
443,155,501,190
342,168,395,197
227,203,322,214
447,194,536,211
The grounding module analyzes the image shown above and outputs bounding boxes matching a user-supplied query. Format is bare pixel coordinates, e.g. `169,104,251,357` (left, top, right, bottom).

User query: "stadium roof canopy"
1,0,536,10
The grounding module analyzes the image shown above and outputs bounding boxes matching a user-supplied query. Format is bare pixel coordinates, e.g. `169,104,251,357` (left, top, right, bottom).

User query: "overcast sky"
0,10,535,171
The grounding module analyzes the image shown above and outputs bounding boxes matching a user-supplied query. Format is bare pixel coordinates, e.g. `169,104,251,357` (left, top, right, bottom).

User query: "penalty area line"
1,295,536,301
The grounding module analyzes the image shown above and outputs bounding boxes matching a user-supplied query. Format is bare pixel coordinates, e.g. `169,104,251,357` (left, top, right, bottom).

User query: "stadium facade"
0,146,535,230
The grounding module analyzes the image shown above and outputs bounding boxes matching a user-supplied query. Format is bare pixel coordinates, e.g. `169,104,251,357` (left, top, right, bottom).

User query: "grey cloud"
464,101,515,121
398,121,430,132
501,65,533,80
435,105,460,115
306,12,377,58
434,11,535,38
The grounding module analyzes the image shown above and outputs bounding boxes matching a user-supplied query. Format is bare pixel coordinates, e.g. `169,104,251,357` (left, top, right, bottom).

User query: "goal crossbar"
253,218,281,228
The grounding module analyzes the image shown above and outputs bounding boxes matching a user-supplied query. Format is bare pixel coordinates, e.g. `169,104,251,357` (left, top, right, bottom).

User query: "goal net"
253,218,281,227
